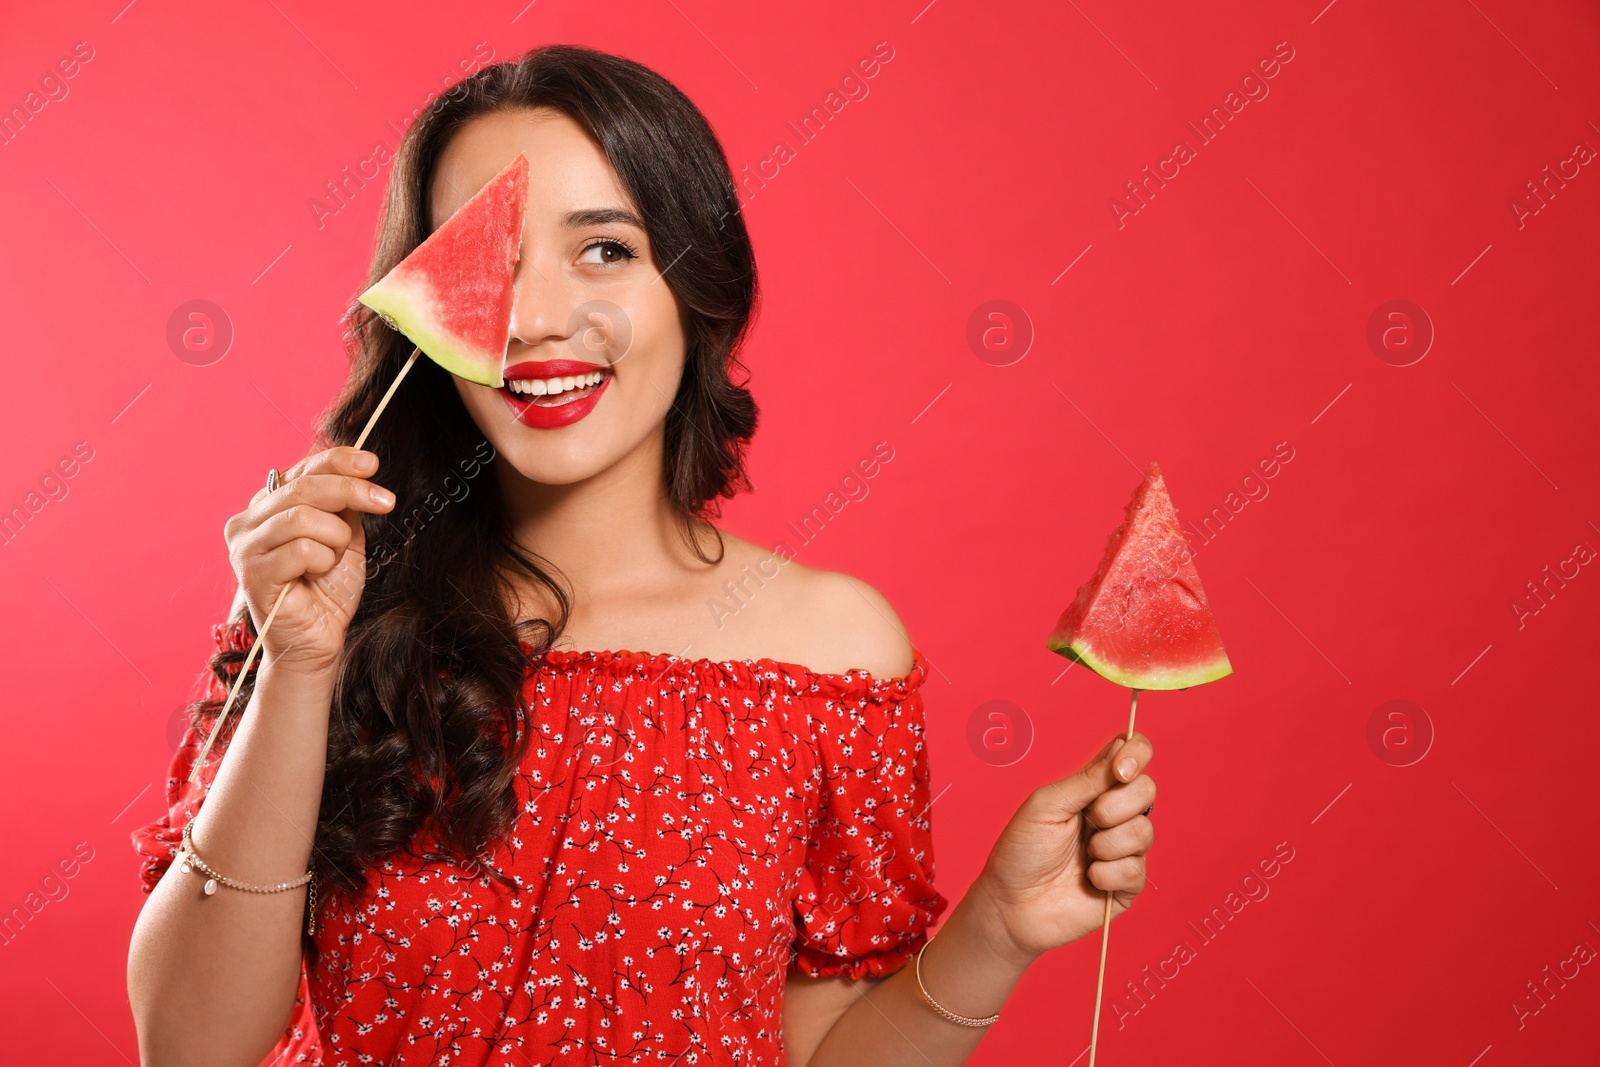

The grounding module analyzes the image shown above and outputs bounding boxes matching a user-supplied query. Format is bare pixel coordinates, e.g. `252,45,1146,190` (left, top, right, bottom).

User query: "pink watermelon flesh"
358,152,528,387
1046,461,1232,690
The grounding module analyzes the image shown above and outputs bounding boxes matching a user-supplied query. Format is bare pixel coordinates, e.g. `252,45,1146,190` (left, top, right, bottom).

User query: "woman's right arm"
128,662,337,1067
127,445,394,1067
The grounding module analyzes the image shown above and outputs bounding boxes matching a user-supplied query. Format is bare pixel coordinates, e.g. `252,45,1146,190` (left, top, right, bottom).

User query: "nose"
507,257,580,352
507,267,634,367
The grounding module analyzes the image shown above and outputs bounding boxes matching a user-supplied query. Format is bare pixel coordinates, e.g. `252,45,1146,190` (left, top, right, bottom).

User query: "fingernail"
1116,756,1138,781
371,486,394,507
354,450,378,472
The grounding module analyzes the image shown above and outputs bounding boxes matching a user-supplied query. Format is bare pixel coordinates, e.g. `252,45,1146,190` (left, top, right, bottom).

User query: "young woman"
127,44,1156,1067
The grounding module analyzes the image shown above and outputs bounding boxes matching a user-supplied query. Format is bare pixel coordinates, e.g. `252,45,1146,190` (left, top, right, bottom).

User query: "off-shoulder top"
130,621,950,1066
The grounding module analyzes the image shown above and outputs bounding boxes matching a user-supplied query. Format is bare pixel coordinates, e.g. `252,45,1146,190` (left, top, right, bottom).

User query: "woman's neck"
495,432,709,605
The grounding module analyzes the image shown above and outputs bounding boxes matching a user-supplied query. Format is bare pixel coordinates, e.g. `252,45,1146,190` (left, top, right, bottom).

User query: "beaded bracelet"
178,819,318,936
914,933,1002,1027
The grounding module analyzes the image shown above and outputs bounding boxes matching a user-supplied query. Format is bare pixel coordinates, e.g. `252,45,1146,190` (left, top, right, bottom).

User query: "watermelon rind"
360,276,504,388
1047,631,1233,691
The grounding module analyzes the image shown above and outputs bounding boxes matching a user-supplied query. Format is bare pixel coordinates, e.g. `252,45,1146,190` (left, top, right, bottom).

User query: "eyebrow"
561,208,646,230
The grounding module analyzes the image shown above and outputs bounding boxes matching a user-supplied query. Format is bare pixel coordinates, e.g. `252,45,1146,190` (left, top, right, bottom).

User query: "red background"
2,0,1597,1063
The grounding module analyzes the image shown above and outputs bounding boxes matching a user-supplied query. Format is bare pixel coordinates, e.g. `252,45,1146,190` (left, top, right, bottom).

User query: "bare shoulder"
713,533,914,679
806,567,915,680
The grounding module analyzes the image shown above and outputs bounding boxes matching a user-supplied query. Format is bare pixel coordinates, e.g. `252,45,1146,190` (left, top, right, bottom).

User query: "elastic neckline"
521,641,929,700
213,623,927,700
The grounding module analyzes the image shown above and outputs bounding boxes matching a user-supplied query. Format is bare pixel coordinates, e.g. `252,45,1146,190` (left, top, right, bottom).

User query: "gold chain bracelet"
914,933,1001,1027
178,819,319,936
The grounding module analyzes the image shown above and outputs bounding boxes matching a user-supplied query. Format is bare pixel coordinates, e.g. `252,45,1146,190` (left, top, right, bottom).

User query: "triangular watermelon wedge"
358,152,528,388
1047,462,1232,690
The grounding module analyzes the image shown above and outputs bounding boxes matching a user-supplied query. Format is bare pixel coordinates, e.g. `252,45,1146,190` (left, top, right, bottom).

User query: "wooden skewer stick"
1087,686,1139,1067
188,347,422,783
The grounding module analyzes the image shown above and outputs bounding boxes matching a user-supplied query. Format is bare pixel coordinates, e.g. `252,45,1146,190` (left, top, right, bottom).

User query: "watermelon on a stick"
190,153,530,781
1048,461,1232,689
357,152,529,388
1047,461,1230,1064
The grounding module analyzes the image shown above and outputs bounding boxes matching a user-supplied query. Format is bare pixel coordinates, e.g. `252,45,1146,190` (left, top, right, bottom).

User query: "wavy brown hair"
192,44,760,944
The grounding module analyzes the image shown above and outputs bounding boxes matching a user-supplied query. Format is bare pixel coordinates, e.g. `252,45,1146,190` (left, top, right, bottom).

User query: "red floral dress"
132,622,950,1065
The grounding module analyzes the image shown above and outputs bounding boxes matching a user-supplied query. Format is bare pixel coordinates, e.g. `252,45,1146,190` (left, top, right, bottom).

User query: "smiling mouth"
503,368,610,406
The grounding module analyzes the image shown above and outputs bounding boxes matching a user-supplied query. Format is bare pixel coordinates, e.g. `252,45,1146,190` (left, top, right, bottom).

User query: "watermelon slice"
358,152,528,387
1047,462,1232,690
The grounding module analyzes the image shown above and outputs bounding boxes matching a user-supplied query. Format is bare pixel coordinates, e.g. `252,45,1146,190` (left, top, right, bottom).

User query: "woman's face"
431,107,686,485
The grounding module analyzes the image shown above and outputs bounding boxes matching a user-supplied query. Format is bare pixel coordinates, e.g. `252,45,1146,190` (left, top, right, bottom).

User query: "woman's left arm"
785,729,1156,1067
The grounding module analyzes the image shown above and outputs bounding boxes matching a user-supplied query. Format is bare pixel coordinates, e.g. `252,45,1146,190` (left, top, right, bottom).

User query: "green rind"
358,282,504,388
1046,632,1233,691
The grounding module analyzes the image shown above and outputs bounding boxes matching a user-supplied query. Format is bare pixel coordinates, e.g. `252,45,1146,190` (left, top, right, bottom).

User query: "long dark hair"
193,44,760,927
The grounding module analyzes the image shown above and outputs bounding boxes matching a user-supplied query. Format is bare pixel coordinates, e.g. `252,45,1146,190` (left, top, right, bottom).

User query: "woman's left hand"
972,729,1156,967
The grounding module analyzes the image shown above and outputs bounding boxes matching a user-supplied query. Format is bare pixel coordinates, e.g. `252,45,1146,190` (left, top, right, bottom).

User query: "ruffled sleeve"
790,649,951,980
129,621,254,894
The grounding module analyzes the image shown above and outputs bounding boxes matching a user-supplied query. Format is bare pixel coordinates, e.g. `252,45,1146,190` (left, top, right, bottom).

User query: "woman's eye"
578,240,637,266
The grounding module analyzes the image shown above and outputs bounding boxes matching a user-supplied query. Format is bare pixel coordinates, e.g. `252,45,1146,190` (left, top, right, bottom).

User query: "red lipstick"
498,358,612,429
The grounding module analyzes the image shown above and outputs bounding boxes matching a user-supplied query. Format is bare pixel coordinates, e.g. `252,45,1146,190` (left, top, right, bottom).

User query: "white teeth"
507,369,607,397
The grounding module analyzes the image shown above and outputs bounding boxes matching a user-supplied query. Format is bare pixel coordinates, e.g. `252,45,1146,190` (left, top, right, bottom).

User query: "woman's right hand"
224,445,396,675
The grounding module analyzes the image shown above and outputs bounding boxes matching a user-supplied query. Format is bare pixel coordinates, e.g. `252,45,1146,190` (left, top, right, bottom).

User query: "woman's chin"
495,438,621,487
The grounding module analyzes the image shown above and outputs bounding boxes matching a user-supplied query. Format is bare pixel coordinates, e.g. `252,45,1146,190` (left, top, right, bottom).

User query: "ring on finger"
1141,804,1153,817
266,467,281,493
